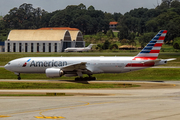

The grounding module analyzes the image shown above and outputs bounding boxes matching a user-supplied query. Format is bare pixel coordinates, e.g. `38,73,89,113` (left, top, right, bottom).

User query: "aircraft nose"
4,63,11,71
4,64,8,70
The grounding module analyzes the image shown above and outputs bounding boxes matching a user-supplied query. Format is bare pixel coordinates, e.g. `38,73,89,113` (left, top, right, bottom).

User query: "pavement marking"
1,102,90,118
34,116,65,119
0,115,10,118
3,95,179,119
35,102,90,119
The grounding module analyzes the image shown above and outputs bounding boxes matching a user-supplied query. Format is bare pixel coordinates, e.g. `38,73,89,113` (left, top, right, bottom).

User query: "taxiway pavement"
0,81,180,120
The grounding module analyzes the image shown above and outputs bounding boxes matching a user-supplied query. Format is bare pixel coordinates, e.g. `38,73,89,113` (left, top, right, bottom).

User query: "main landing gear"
17,74,21,80
75,75,96,81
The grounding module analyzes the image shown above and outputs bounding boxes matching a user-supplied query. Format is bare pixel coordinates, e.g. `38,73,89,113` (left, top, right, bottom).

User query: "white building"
5,28,84,52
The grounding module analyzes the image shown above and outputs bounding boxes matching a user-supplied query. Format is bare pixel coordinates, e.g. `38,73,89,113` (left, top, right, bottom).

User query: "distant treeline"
1,1,180,47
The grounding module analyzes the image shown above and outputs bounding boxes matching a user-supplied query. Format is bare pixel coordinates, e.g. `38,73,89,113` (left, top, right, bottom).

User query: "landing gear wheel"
75,76,96,81
17,74,21,80
75,77,86,81
88,77,96,81
75,77,80,81
91,77,96,80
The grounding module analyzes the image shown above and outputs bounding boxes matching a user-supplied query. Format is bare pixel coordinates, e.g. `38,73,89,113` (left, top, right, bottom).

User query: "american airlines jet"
4,30,175,80
64,44,95,52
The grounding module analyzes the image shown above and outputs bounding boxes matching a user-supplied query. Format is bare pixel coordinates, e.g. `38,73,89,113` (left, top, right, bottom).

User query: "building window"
19,43,22,52
49,43,51,52
54,43,57,52
13,43,16,52
37,43,39,52
31,43,33,52
43,43,45,52
7,43,10,52
25,43,28,52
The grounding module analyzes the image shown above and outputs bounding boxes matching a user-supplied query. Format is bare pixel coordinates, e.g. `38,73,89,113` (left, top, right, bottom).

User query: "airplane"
4,30,175,81
64,44,96,52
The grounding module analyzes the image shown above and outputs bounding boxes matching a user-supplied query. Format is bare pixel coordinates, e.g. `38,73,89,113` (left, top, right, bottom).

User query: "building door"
13,43,16,52
49,43,51,52
19,43,22,52
25,43,28,52
7,43,10,52
62,41,71,52
76,42,84,47
54,43,57,52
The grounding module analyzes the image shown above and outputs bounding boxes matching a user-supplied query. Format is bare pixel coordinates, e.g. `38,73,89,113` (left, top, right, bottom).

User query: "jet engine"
45,68,64,78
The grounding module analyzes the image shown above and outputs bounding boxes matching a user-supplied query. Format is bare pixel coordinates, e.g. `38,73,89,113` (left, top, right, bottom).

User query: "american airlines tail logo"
22,59,31,67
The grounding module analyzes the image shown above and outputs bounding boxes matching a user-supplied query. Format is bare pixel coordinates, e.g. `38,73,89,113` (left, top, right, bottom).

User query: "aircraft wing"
60,62,88,71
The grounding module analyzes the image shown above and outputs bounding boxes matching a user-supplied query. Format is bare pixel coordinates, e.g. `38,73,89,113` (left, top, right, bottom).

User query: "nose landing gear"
15,73,21,80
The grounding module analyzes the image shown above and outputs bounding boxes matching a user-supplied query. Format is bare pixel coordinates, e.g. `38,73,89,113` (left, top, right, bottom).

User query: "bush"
110,44,118,50
173,37,180,49
102,40,110,50
106,30,115,39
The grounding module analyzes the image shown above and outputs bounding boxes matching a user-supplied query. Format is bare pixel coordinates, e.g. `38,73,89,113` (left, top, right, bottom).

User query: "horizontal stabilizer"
162,58,176,61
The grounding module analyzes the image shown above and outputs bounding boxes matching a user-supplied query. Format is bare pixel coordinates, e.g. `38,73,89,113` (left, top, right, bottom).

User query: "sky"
0,0,162,16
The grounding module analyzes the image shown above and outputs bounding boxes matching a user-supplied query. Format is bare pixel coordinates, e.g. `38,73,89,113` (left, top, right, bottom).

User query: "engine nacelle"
45,68,64,78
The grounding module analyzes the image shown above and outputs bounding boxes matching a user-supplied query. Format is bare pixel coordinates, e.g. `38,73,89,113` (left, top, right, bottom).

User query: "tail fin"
133,30,167,60
86,44,95,49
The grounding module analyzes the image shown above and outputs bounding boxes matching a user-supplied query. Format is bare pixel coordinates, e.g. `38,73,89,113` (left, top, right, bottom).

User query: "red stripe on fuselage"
133,57,157,60
126,62,155,67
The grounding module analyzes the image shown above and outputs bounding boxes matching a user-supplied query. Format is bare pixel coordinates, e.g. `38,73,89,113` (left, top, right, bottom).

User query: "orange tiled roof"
109,22,118,25
38,27,79,31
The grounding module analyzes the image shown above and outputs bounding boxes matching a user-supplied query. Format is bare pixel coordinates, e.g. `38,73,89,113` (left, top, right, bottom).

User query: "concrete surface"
0,81,180,120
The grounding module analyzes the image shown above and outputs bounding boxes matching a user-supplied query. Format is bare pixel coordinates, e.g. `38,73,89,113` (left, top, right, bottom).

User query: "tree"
78,3,86,10
102,40,110,50
106,30,115,39
113,12,122,21
173,37,180,49
171,0,180,8
138,32,156,48
88,5,95,11
118,25,128,40
146,19,158,32
110,44,118,50
3,3,47,29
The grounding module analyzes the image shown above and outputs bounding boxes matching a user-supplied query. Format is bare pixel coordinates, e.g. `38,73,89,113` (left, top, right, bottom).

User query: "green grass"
95,68,180,81
1,67,180,81
113,32,118,37
0,82,139,89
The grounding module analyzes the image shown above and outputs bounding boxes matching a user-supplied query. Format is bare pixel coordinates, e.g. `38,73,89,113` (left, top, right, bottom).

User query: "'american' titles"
30,60,67,67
